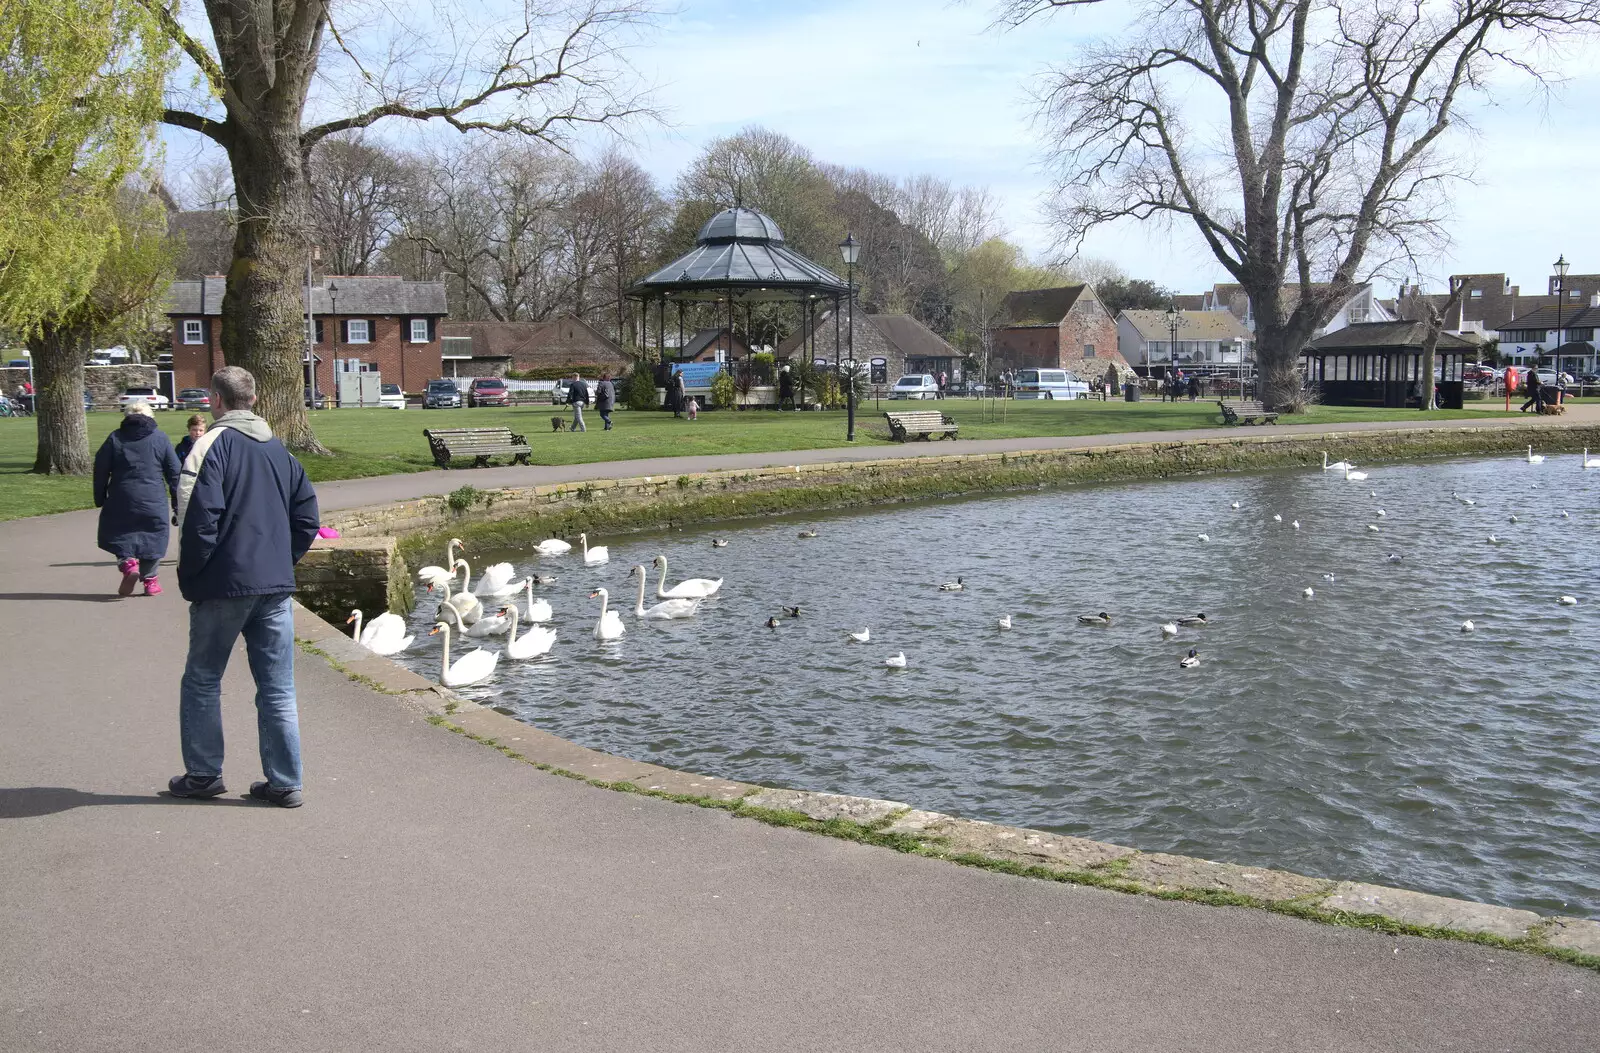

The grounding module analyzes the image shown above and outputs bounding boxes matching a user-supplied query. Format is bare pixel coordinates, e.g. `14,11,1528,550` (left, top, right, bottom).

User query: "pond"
391,452,1600,918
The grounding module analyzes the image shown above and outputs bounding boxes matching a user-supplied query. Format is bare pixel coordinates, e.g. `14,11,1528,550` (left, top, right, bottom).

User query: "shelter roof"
629,206,849,302
1304,321,1477,353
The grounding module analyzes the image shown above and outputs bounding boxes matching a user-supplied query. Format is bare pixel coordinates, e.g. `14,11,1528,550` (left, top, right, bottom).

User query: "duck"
579,533,609,566
653,554,722,598
1322,452,1355,472
588,588,626,639
849,627,870,643
797,529,818,539
1583,449,1600,469
1078,612,1112,626
1342,464,1369,482
884,652,907,669
1159,621,1178,637
417,538,467,584
629,565,700,620
1386,553,1403,563
534,538,572,556
1526,445,1545,464
782,605,802,617
712,538,730,547
1272,514,1282,523
1452,491,1476,506
1179,648,1200,669
939,577,965,591
1176,613,1208,627
428,621,499,688
1303,587,1315,598
998,615,1013,630
498,605,557,660
1460,620,1475,633
518,578,553,623
765,616,781,629
1558,595,1579,606
530,573,557,586
1196,533,1210,542
346,609,413,656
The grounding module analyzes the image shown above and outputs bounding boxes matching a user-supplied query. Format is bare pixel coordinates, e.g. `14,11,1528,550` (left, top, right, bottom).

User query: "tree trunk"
27,322,93,475
1254,327,1306,412
224,130,328,454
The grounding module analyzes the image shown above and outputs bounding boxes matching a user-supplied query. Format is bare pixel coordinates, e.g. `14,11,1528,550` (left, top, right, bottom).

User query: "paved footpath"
3,420,1597,1052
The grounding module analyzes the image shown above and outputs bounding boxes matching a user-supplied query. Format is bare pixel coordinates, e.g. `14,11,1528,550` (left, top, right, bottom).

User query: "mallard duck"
848,628,870,643
712,538,729,547
1179,648,1200,668
939,577,965,592
1078,612,1112,626
1176,613,1207,627
798,529,818,539
884,652,907,669
1322,573,1335,582
782,605,802,617
765,616,781,628
530,573,557,586
997,615,1012,630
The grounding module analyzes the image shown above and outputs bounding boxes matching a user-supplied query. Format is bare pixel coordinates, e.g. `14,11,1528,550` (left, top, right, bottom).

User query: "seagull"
1375,509,1387,517
885,652,908,668
1292,520,1301,530
1461,620,1475,632
1196,533,1210,542
1386,553,1403,563
711,538,729,548
1488,534,1503,544
1272,514,1283,523
1180,648,1201,668
1559,595,1578,606
848,628,870,643
997,615,1012,630
1160,621,1178,637
1367,524,1381,533
1452,491,1476,506
1303,587,1315,598
1322,573,1336,581
1230,501,1241,510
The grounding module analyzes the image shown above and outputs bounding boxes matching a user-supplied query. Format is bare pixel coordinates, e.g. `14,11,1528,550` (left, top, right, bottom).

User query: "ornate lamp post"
1552,253,1569,383
1165,303,1184,396
325,280,339,410
839,232,860,441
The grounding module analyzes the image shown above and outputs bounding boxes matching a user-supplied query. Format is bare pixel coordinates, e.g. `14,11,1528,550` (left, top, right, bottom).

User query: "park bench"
884,409,959,442
1216,400,1279,427
424,426,532,469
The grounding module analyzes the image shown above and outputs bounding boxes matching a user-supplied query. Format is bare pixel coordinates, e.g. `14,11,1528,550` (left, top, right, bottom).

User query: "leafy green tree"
623,360,659,411
1095,277,1173,317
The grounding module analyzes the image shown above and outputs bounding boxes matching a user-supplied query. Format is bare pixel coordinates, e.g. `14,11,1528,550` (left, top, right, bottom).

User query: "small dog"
550,415,568,432
1539,401,1567,415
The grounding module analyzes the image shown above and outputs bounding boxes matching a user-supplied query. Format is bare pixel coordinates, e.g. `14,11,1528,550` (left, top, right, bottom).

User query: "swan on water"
653,554,722,598
1583,449,1600,469
1526,445,1545,464
425,560,480,625
1160,621,1178,637
428,621,499,687
1452,491,1476,506
498,605,557,660
630,565,700,620
1078,612,1112,626
885,652,907,669
1460,620,1475,633
1560,510,1571,518
1509,514,1520,523
418,538,466,583
1558,595,1578,606
589,588,626,639
940,577,965,591
1375,509,1386,517
1196,533,1210,542
1292,520,1301,530
1180,648,1200,668
519,578,553,623
472,562,521,599
534,538,572,556
347,609,413,656
1487,534,1502,544
998,615,1013,630
1322,452,1355,472
437,601,506,638
1176,613,1208,627
849,628,870,643
579,533,609,566
1342,464,1369,482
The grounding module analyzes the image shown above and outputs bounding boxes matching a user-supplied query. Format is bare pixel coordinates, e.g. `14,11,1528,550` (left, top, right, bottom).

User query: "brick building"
166,275,448,393
776,307,962,383
991,285,1124,376
438,318,631,376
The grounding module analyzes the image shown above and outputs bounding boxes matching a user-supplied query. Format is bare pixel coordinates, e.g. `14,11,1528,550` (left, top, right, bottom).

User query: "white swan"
1582,449,1600,469
1342,464,1369,482
1452,491,1476,506
652,554,722,598
437,601,507,638
1367,524,1381,533
1160,621,1178,637
473,561,521,599
346,609,413,656
884,652,907,669
534,538,572,556
1180,648,1200,668
499,605,556,660
418,538,466,583
1322,452,1355,472
1196,533,1210,542
589,588,626,639
849,628,870,643
1526,445,1545,465
579,532,609,566
997,614,1012,630
439,559,483,624
1230,501,1241,510
1292,520,1301,530
630,565,700,620
428,621,499,687
1487,534,1502,544
518,578,552,623
1375,509,1386,517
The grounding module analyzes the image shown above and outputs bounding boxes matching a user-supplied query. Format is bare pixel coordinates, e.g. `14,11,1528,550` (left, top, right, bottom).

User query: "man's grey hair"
211,366,256,411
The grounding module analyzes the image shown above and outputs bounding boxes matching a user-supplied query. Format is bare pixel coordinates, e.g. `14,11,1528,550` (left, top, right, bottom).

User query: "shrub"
710,369,736,409
624,363,659,411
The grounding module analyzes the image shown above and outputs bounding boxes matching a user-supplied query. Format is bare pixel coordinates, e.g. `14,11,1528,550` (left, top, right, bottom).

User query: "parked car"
6,358,29,368
423,378,462,409
1462,364,1496,384
468,376,510,408
118,387,169,411
551,378,574,405
1013,368,1089,400
889,374,940,400
175,387,212,412
380,383,406,410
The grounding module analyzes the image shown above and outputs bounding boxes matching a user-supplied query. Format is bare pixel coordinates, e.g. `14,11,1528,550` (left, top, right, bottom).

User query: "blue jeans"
179,593,303,790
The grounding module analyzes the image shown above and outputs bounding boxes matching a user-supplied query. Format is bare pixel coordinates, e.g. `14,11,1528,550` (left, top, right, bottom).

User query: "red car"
468,377,510,408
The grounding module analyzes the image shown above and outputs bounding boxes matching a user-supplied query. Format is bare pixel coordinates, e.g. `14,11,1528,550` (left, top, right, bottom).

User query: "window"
347,319,370,344
182,319,203,344
409,318,430,343
1083,343,1096,357
1470,289,1483,298
1570,290,1582,300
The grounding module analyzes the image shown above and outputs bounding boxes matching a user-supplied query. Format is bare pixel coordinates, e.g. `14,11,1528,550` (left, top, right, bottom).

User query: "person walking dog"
566,372,590,432
169,367,320,808
594,372,615,430
94,402,180,596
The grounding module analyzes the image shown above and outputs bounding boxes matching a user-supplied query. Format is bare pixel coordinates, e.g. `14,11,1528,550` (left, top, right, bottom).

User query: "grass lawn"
0,398,1522,521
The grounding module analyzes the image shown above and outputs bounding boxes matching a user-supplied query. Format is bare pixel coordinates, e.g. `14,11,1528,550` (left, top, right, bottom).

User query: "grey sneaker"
248,781,303,808
168,773,226,799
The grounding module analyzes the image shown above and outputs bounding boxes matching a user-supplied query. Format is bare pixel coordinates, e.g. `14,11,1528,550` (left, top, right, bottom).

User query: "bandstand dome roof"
629,206,850,303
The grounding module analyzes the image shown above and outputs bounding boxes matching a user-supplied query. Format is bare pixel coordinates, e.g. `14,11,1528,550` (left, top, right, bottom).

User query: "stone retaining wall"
294,536,412,627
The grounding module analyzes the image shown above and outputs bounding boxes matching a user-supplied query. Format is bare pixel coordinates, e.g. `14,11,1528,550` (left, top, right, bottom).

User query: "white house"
1117,309,1253,372
1495,296,1600,376
1200,282,1397,337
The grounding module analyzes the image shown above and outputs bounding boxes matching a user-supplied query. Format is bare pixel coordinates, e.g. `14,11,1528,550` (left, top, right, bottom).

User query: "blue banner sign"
671,362,724,388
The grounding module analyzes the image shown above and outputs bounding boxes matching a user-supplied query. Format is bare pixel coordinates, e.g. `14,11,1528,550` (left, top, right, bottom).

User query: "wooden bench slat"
424,427,533,468
884,410,959,443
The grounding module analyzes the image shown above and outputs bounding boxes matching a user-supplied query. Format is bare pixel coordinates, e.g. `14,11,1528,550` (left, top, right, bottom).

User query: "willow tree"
1008,0,1600,410
137,0,658,452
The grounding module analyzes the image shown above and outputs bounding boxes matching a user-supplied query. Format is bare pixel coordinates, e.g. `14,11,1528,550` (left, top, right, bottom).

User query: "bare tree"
1011,0,1600,410
307,135,408,276
1403,277,1469,410
137,0,659,450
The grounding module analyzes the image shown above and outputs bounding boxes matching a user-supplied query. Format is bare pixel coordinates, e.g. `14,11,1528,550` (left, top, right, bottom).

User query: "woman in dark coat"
670,370,687,418
94,403,181,596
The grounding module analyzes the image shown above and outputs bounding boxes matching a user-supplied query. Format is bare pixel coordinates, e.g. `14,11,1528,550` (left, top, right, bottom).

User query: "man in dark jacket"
594,373,615,430
566,372,590,432
169,367,320,808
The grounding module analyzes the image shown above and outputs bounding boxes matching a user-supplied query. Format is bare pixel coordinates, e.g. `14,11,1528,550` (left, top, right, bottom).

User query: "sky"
165,0,1600,298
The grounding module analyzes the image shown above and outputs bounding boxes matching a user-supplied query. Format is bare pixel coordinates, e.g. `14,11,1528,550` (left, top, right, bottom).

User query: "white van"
1014,368,1088,400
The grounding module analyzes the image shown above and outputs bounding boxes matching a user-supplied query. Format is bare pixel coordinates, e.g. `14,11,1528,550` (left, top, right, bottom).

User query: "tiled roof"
999,286,1091,325
1497,304,1600,331
1120,309,1251,343
438,319,629,367
167,276,448,316
866,314,960,361
1305,321,1478,352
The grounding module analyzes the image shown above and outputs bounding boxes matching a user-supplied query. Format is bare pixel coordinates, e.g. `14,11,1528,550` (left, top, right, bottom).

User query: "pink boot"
117,558,140,597
142,576,162,596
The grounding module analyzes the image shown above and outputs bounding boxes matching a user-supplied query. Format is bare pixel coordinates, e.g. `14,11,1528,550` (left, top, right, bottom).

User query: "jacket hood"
118,413,160,439
212,410,273,442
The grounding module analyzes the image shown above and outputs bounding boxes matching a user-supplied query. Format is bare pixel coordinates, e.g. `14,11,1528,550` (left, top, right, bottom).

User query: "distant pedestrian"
175,414,207,462
94,402,180,597
671,370,687,419
1162,367,1174,401
594,373,615,430
1520,369,1542,412
170,366,319,808
1187,373,1199,401
1104,363,1120,401
778,365,796,410
566,372,590,432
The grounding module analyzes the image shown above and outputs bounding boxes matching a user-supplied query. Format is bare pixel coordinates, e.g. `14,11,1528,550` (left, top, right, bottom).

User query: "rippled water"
393,454,1600,917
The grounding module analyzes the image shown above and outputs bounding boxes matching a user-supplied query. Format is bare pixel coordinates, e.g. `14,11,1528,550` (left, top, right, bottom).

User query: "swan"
1560,510,1571,518
1303,587,1314,598
849,628,870,643
346,609,413,656
1159,621,1178,637
418,538,467,583
712,538,729,547
1509,514,1520,523
530,573,557,586
1196,533,1210,542
652,554,722,598
1176,613,1208,627
1460,620,1475,633
437,601,507,638
998,615,1013,630
498,605,557,660
579,533,609,566
426,561,481,625
940,577,965,591
1558,595,1578,606
797,529,818,538
589,588,626,639
518,578,552,623
1583,449,1600,469
1180,648,1200,668
629,565,700,620
1342,464,1369,482
1452,491,1476,506
884,652,907,669
1375,509,1386,517
428,621,499,687
1526,445,1545,464
1078,612,1112,626
534,538,572,556
472,562,521,599
1322,452,1355,472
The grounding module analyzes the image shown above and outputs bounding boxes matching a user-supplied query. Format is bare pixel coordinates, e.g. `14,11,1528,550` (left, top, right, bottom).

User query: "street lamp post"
1552,253,1569,387
839,232,859,441
1165,304,1184,399
326,281,339,410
